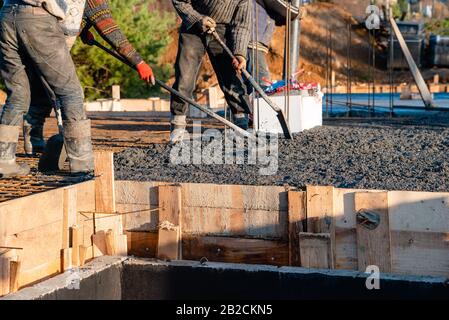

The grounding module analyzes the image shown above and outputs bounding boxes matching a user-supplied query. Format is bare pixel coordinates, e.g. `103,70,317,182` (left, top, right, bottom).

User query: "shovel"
88,39,257,142
37,77,67,172
211,31,293,139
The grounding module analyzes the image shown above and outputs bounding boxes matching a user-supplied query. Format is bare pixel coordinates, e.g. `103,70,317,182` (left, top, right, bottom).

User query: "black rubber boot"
23,117,45,155
0,124,30,178
63,119,94,175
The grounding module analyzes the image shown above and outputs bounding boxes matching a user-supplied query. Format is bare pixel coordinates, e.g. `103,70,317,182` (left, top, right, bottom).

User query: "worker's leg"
16,11,93,174
246,47,271,94
0,5,31,177
206,25,252,129
23,65,54,154
170,27,206,143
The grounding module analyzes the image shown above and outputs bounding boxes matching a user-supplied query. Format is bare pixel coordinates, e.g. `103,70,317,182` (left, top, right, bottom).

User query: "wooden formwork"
118,181,449,278
1,151,449,297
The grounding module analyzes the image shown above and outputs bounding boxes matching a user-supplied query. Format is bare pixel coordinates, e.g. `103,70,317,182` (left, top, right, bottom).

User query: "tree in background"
71,0,175,100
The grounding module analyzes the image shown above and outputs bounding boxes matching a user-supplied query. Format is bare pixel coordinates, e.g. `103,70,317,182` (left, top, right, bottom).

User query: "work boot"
63,119,94,175
233,113,249,130
170,115,188,144
0,124,30,178
23,117,46,155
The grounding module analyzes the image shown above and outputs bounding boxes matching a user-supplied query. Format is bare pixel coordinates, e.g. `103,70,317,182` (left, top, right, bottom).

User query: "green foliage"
71,0,175,100
425,19,449,36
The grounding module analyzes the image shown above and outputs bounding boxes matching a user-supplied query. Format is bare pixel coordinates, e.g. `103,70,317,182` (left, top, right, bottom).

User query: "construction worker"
23,0,155,155
170,0,252,143
247,0,276,91
0,0,92,178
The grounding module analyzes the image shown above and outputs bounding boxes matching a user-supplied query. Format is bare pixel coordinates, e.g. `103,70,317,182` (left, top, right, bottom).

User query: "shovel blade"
38,134,67,172
276,111,293,139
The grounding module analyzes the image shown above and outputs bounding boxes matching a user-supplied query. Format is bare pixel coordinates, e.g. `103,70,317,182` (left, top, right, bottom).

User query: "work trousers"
171,24,252,116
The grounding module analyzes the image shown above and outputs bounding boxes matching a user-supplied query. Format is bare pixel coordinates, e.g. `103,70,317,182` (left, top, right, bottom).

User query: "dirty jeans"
0,4,86,126
171,24,252,116
246,47,271,94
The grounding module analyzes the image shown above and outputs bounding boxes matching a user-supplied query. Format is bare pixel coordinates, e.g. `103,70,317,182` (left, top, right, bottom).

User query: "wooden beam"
288,191,306,266
157,185,182,260
63,187,77,249
355,192,392,273
126,231,158,258
71,226,80,267
306,186,336,266
93,231,107,257
61,248,72,272
9,260,21,293
105,229,116,256
79,246,88,266
115,234,128,256
94,151,116,213
299,233,334,269
183,235,289,266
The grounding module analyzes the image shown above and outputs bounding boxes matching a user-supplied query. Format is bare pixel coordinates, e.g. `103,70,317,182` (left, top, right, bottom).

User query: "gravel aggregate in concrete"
115,116,449,192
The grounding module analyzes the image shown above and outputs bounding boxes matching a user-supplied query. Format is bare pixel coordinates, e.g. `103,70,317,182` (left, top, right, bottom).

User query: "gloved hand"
137,62,156,85
80,29,95,45
200,16,216,34
232,55,247,73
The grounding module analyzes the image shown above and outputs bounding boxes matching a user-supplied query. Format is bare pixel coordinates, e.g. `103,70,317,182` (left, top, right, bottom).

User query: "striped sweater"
172,0,251,57
81,0,143,66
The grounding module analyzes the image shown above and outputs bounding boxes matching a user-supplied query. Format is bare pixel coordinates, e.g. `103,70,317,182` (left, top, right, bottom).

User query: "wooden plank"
299,233,334,269
18,257,60,288
61,248,72,272
116,235,128,256
71,226,80,266
0,188,64,238
63,187,77,249
388,191,449,233
126,231,158,258
288,191,306,266
94,151,116,213
355,192,392,273
306,186,336,266
75,180,96,213
182,207,287,240
117,203,158,232
157,185,182,260
105,229,116,256
79,246,88,266
9,260,21,293
391,230,449,277
183,235,289,266
157,228,180,261
0,251,13,296
93,231,107,257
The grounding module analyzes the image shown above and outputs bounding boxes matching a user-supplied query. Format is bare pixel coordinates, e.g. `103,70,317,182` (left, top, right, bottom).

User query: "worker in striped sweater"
23,0,155,155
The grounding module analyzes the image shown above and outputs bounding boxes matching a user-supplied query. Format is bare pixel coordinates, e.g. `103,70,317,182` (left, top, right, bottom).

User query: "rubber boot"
63,119,94,175
0,124,30,178
170,115,188,144
23,117,46,155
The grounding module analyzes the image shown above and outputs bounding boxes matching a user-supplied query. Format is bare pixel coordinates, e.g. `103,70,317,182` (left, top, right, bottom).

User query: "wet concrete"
115,115,449,192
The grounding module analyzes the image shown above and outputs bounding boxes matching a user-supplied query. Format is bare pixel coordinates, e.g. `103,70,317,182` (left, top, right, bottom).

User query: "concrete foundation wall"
2,257,448,300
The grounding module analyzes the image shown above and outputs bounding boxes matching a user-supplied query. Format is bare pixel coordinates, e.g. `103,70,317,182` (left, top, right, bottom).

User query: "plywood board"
391,230,449,277
0,188,64,238
93,231,107,257
355,192,392,273
299,233,333,269
94,151,116,213
126,231,158,258
288,191,306,266
63,188,77,249
182,236,289,266
182,207,287,240
157,185,182,260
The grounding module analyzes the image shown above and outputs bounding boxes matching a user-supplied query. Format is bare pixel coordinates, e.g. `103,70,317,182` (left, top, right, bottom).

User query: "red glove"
137,62,155,85
81,30,95,45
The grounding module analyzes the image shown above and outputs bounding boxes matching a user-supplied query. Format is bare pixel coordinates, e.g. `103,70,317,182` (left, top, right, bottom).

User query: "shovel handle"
89,39,257,141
